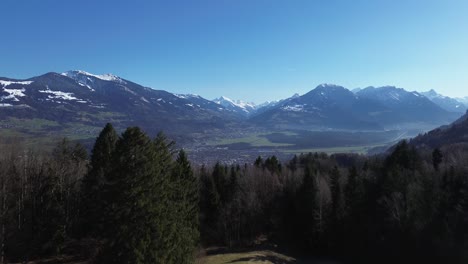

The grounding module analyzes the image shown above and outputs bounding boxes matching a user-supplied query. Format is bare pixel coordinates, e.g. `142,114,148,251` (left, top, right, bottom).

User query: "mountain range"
0,70,465,143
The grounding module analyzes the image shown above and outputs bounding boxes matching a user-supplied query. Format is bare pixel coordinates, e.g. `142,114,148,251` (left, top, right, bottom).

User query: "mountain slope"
356,86,459,128
409,110,468,148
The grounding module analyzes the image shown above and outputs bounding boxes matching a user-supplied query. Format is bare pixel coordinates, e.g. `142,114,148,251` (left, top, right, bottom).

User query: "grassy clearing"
197,249,295,264
1,118,60,131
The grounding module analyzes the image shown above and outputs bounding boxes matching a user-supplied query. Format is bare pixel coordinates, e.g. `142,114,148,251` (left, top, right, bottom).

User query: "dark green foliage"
264,156,282,175
296,163,320,249
81,123,118,237
4,122,468,264
170,150,200,263
254,156,263,167
100,127,165,263
99,128,199,264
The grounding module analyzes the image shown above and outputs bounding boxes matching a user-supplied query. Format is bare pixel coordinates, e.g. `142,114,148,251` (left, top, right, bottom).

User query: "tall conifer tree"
102,127,165,263
81,123,118,237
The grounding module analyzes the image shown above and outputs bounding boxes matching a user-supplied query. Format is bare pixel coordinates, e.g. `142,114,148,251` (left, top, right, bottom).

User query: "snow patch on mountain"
1,88,26,101
39,89,79,101
0,80,33,87
282,104,305,112
175,94,200,99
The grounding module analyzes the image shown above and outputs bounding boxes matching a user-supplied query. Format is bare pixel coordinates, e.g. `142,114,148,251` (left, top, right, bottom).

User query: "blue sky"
1,0,468,103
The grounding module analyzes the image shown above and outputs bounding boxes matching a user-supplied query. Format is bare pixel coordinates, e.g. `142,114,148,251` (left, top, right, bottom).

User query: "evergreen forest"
1,123,468,263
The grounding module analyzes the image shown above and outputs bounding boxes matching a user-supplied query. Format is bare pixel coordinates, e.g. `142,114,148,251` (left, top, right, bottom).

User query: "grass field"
282,143,388,155
197,247,341,264
206,130,397,155
0,119,101,151
198,249,295,264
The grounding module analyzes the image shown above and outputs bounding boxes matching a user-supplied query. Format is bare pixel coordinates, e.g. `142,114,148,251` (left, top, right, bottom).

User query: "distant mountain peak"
214,96,256,108
420,89,467,113
61,70,125,83
317,83,341,88
421,89,442,98
212,96,257,117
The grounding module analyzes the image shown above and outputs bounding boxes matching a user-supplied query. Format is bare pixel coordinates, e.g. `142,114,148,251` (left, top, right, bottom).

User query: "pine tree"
297,162,319,249
171,150,199,263
264,156,281,175
101,127,167,263
212,162,228,204
81,123,118,237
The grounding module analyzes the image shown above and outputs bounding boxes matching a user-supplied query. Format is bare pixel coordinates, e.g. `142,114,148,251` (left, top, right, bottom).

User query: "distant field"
207,130,404,155
282,144,388,155
0,118,101,150
207,133,295,147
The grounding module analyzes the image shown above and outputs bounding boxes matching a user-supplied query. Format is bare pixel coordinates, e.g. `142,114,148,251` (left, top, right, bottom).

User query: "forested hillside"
1,123,468,263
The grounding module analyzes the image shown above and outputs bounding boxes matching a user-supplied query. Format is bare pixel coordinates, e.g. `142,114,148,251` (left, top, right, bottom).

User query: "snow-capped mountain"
0,71,237,136
251,84,382,130
251,84,460,130
212,96,257,117
0,72,464,139
355,86,456,126
356,86,426,106
420,89,466,113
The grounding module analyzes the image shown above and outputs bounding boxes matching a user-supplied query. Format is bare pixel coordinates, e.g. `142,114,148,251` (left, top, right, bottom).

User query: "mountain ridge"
0,72,464,143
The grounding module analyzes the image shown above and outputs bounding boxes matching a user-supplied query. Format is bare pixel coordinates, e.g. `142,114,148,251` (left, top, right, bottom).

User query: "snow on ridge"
0,80,33,87
62,70,125,84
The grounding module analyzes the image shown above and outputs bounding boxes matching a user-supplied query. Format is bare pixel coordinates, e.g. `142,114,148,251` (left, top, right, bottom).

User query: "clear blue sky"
1,0,468,103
